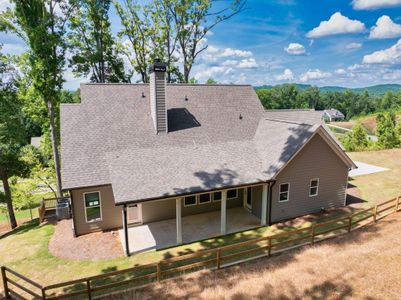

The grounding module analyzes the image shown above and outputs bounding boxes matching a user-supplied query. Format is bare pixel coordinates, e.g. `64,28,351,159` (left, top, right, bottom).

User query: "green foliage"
376,112,400,149
69,0,128,83
342,124,369,152
206,78,217,84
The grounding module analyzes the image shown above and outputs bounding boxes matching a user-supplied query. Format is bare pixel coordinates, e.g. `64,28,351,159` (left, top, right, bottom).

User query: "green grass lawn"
0,208,38,222
0,149,400,292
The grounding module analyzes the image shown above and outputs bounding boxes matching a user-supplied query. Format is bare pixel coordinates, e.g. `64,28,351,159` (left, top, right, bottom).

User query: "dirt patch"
0,218,32,237
49,219,123,260
104,213,401,299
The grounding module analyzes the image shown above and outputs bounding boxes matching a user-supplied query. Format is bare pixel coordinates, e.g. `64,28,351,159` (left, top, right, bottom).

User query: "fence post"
216,249,221,269
267,237,272,257
1,266,10,299
157,263,161,282
41,288,47,300
348,216,352,233
311,225,316,244
86,279,92,300
395,197,400,213
373,205,378,223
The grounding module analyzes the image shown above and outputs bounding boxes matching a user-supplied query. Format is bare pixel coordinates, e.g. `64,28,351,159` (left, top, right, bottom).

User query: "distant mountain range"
254,84,401,96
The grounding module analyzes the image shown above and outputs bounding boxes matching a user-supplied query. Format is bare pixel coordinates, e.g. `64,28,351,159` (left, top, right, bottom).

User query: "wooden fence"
38,197,68,223
2,196,400,300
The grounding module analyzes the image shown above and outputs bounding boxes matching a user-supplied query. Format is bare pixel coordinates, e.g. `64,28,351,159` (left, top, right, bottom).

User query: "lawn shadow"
0,218,41,239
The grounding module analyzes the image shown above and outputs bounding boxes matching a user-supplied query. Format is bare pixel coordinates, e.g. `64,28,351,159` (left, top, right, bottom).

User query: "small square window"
309,178,319,197
227,189,237,199
279,183,290,202
213,191,222,201
199,193,211,204
184,195,197,206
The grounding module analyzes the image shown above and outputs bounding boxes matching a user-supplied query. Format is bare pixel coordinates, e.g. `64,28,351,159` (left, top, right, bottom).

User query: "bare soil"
105,213,401,300
49,219,123,260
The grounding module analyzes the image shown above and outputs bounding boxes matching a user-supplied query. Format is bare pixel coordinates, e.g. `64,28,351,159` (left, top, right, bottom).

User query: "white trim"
278,183,290,203
309,178,319,197
183,195,197,207
83,191,103,223
213,191,222,202
244,187,252,210
227,188,238,200
344,169,350,206
198,192,211,204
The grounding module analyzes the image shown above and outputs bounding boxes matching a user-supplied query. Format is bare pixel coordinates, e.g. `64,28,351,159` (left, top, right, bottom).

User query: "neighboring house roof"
30,137,41,148
324,109,345,119
61,84,355,204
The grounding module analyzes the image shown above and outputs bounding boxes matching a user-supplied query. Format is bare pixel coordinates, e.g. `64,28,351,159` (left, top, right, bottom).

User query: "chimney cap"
148,59,167,74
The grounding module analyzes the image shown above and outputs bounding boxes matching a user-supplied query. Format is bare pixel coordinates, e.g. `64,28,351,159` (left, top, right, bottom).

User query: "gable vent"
149,59,167,134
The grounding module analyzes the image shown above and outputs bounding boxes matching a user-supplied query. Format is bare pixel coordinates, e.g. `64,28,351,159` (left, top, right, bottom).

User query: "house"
323,109,345,122
60,61,356,256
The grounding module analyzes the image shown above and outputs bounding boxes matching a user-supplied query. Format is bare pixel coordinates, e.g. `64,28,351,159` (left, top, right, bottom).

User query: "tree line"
0,0,245,229
256,84,401,120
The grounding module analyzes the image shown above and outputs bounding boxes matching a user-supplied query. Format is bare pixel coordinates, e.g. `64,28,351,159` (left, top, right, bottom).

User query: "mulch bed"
49,219,123,260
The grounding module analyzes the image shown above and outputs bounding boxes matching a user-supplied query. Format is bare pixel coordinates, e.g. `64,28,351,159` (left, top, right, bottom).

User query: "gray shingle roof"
61,83,353,204
265,109,324,125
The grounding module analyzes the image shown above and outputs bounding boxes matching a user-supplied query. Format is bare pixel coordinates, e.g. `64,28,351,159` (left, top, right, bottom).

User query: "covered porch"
119,183,270,255
119,207,261,254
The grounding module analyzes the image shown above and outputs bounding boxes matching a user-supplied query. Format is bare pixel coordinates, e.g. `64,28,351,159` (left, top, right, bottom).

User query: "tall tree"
170,0,246,82
1,0,70,197
69,0,127,83
0,51,27,228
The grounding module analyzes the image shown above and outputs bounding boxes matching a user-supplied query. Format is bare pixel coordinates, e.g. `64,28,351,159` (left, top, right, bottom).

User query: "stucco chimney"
149,59,167,134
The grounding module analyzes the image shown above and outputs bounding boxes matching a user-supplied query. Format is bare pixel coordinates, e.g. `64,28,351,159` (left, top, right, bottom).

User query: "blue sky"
2,0,401,89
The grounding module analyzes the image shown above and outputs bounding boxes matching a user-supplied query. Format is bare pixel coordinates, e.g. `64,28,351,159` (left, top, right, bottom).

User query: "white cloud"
345,42,362,49
219,48,253,58
237,58,258,68
335,68,347,74
352,0,401,10
0,0,12,12
363,39,401,64
221,60,238,67
369,16,401,39
275,68,294,81
299,69,331,82
306,12,365,38
1,43,26,55
284,43,306,55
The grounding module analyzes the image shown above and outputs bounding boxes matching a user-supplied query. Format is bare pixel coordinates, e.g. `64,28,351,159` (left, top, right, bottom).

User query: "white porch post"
176,197,182,244
221,190,227,235
261,183,268,226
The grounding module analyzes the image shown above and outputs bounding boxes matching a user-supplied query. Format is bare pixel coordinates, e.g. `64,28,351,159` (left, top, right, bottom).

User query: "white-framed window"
213,191,222,202
309,178,319,197
227,189,237,199
84,191,102,223
199,193,211,204
279,183,290,202
184,195,197,207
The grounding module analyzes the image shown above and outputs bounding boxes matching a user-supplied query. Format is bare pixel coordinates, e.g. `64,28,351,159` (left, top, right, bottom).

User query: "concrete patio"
119,207,260,255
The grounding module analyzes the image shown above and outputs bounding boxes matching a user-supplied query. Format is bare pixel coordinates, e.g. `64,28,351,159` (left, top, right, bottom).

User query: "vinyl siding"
71,185,122,236
270,133,349,223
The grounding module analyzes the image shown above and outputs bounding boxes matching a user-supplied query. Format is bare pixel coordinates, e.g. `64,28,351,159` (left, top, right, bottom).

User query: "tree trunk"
0,172,17,229
47,100,63,198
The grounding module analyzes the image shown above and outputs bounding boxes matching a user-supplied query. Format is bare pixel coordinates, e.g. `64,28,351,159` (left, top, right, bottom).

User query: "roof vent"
239,114,243,120
142,92,145,98
185,95,188,101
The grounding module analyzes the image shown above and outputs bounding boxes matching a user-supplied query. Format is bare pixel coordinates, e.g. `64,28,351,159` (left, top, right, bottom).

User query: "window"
184,195,197,206
213,191,222,202
199,193,211,204
309,178,319,197
84,192,102,223
279,183,290,202
227,189,237,199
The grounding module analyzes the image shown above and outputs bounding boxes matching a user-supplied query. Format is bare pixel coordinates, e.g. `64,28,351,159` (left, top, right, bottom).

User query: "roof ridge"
263,117,314,126
265,109,316,112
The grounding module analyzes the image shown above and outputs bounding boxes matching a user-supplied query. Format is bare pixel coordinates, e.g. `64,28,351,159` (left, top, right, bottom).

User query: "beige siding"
71,185,122,235
142,189,244,223
271,133,349,223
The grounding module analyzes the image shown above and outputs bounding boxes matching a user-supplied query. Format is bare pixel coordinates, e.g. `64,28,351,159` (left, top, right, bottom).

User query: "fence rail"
38,197,70,223
2,196,400,300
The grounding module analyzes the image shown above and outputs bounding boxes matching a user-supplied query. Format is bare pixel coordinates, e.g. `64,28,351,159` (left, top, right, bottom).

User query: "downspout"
69,190,78,237
268,180,276,226
122,204,130,257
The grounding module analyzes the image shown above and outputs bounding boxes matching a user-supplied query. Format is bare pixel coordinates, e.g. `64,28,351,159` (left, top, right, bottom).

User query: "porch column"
122,205,130,257
261,183,268,226
221,190,227,235
176,197,183,244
